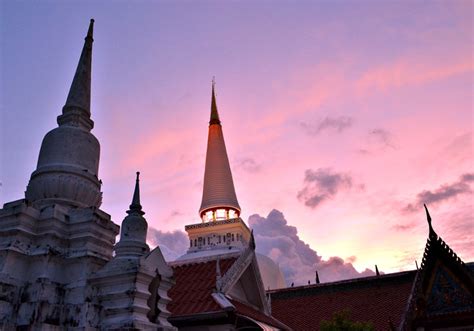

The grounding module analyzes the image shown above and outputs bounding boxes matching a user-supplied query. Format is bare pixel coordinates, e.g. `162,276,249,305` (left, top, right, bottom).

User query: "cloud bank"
148,228,189,261
404,173,474,213
301,116,353,136
297,168,353,208
369,128,396,149
147,209,375,286
236,157,262,173
249,209,374,286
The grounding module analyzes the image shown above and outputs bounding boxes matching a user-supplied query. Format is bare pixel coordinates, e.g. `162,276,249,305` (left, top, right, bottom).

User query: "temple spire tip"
209,78,221,125
60,19,94,128
87,19,94,39
128,171,144,215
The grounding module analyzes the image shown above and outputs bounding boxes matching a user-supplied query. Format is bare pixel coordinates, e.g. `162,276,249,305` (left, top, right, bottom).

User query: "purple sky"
1,1,472,284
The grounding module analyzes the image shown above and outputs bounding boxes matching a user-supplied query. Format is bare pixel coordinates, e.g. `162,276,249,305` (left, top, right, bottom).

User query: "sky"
1,1,473,285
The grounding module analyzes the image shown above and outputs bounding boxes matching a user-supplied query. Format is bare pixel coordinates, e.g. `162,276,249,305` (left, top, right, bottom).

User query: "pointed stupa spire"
199,80,241,219
58,18,95,130
25,19,102,208
315,271,320,284
128,171,144,215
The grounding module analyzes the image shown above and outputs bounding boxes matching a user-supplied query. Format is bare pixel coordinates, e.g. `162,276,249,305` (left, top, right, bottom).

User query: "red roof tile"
269,271,416,331
168,257,237,316
169,255,290,329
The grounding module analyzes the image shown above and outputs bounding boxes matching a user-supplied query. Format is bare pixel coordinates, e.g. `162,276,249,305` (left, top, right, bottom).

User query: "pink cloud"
356,58,472,96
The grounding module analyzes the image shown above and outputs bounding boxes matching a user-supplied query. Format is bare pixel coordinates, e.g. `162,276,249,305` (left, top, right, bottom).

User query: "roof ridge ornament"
216,256,222,292
375,265,380,276
249,230,256,250
424,204,435,237
315,271,320,284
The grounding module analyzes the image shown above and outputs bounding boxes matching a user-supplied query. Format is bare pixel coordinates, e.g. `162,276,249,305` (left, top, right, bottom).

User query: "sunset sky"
1,1,472,284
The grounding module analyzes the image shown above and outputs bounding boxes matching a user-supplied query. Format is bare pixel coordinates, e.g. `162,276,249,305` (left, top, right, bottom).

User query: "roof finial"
209,78,221,125
315,271,320,284
424,204,435,236
375,264,380,276
216,256,221,279
128,171,144,215
415,260,419,270
249,229,256,250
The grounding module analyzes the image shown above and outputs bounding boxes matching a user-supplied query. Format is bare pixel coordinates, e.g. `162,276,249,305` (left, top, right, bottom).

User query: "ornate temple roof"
269,205,474,330
400,205,474,329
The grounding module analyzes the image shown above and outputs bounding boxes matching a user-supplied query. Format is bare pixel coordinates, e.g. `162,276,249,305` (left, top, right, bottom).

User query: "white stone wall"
0,198,176,330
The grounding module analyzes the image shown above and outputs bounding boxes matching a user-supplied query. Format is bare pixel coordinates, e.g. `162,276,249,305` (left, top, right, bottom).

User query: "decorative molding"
185,217,247,231
218,247,253,293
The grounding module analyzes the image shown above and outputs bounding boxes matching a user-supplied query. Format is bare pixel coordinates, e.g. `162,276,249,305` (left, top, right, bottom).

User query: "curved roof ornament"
249,230,256,250
424,204,435,237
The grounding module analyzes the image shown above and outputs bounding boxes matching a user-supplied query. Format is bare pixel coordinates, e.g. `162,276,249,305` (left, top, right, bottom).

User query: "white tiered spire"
25,19,102,208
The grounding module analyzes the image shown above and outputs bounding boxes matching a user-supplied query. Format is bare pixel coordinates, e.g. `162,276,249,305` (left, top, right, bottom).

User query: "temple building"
268,207,474,330
1,20,473,330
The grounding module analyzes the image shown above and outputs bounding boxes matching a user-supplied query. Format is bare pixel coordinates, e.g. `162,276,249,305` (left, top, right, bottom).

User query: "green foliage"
320,309,375,331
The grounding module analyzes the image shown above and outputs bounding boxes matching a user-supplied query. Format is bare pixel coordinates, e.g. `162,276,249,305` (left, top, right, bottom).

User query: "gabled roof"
401,206,474,329
269,270,417,330
269,206,474,330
